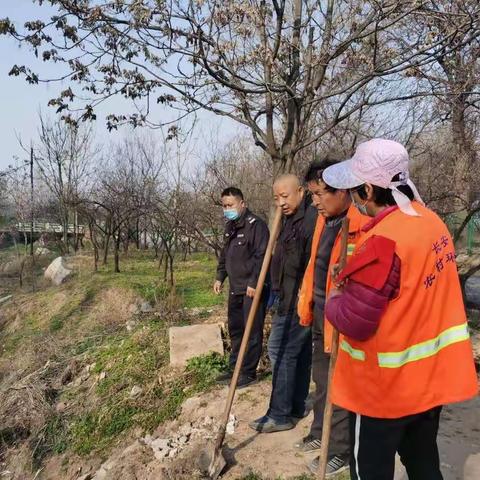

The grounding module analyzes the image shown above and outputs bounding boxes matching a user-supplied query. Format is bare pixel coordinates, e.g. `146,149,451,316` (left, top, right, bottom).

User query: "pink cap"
322,138,410,189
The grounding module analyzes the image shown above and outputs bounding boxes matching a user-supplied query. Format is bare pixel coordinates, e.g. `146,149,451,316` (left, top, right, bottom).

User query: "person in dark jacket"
249,174,317,432
214,187,270,388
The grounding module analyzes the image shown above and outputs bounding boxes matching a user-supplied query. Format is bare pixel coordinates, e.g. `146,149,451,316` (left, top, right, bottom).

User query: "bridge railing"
14,222,86,234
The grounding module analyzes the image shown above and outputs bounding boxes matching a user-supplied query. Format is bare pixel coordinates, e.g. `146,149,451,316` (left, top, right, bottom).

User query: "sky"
0,1,241,172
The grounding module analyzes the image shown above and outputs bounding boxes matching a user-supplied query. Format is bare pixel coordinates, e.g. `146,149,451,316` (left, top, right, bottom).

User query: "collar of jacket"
361,205,399,233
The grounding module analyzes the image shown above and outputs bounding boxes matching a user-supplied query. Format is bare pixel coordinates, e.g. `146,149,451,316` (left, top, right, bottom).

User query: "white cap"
322,138,424,216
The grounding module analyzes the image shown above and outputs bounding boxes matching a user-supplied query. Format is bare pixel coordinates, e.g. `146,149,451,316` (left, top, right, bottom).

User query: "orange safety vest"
297,204,369,352
331,203,478,418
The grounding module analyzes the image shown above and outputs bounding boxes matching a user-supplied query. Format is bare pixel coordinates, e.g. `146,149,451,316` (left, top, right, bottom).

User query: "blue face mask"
350,191,368,216
223,209,240,221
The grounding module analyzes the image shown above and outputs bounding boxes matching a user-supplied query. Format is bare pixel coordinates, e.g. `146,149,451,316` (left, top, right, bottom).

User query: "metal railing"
13,222,86,234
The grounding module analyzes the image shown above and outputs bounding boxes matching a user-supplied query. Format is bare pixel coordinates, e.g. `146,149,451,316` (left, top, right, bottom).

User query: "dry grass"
0,249,227,474
89,287,140,328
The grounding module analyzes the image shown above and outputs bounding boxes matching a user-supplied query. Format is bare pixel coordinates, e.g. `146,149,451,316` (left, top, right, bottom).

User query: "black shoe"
215,370,233,383
309,455,350,478
236,375,257,389
291,409,309,419
249,415,294,433
293,434,322,452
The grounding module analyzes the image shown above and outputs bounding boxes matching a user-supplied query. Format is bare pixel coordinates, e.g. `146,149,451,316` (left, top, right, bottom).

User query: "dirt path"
67,376,479,480
32,310,480,480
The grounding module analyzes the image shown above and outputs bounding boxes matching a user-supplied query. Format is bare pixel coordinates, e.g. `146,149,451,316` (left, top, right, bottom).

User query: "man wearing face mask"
214,187,270,388
249,174,317,433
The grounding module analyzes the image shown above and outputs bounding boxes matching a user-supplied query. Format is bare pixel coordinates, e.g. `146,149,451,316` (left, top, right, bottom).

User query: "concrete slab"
169,324,224,367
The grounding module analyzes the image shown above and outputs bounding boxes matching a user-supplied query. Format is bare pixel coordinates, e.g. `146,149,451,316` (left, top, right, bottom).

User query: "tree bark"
114,231,121,273
103,233,110,265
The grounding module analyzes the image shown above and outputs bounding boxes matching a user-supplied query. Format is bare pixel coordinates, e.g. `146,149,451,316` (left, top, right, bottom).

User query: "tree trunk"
451,95,475,207
103,234,111,265
163,252,168,281
135,218,141,249
90,221,99,272
169,254,174,286
114,232,121,273
63,209,69,253
73,209,79,252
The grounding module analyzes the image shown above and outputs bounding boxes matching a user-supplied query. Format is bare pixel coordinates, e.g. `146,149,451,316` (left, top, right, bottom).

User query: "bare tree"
4,1,479,173
87,133,167,272
406,0,480,207
34,114,95,252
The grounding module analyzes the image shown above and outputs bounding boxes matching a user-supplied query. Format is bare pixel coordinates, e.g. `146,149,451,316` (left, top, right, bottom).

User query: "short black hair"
304,159,338,193
221,186,244,200
355,174,414,206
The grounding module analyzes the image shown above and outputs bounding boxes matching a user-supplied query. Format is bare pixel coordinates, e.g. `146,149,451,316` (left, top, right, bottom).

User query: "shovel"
199,206,283,480
317,216,350,479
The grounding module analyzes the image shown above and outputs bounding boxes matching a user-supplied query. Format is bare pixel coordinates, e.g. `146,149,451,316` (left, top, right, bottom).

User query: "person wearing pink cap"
321,139,478,480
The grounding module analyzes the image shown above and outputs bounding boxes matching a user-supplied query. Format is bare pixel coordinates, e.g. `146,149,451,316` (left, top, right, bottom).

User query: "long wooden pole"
317,216,350,479
212,206,283,454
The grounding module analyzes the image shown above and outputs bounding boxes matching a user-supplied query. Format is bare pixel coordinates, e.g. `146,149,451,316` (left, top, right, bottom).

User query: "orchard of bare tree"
0,2,479,480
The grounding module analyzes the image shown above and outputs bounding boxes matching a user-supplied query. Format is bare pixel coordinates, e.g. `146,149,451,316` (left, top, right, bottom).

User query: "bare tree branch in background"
3,1,479,172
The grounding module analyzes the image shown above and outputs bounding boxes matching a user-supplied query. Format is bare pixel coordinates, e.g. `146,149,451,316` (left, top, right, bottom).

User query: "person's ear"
365,183,375,201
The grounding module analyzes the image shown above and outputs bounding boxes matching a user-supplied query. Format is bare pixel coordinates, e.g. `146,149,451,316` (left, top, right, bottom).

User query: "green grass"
77,251,225,309
31,415,69,468
0,249,228,459
67,349,228,455
175,253,225,308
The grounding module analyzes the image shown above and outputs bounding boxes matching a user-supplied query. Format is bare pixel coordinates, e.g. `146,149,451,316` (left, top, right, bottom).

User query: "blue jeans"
266,311,312,424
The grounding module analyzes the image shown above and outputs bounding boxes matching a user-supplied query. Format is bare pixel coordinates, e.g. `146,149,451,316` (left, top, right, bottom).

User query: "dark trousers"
227,291,267,378
266,311,312,424
349,406,443,480
309,302,350,457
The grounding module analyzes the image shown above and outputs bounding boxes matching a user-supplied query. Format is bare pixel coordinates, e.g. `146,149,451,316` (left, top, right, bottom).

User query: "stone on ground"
169,324,224,367
44,256,73,285
0,295,13,306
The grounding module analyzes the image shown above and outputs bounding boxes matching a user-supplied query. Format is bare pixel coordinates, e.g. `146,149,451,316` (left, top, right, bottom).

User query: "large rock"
44,257,73,286
169,324,224,367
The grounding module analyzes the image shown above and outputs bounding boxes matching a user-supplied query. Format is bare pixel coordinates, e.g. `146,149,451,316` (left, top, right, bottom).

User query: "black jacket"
271,197,317,315
216,209,270,295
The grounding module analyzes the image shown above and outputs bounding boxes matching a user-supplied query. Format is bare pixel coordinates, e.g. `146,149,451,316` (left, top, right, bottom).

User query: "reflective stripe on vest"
377,323,471,368
347,243,355,255
340,340,365,361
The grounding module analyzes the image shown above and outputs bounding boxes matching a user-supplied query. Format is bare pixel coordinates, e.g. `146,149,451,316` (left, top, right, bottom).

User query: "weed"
71,404,138,455
49,314,64,332
186,352,229,391
238,474,263,480
31,415,69,468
